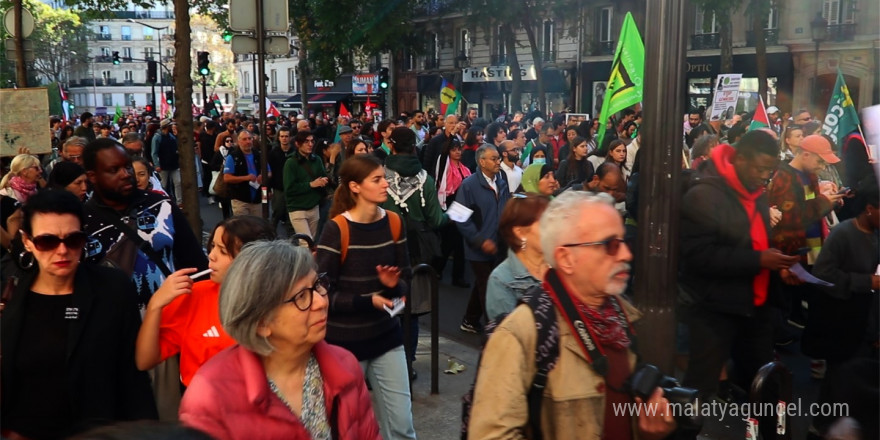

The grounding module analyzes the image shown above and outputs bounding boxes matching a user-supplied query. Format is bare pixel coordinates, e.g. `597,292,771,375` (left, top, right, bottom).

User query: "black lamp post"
809,12,828,109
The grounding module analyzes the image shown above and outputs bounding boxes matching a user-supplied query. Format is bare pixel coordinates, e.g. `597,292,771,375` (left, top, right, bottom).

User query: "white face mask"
533,157,546,165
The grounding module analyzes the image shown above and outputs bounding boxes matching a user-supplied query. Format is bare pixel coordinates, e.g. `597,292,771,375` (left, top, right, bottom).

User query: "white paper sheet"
447,201,474,223
789,263,834,287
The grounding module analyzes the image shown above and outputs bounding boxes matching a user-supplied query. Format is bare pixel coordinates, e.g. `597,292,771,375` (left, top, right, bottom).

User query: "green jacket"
380,154,448,229
283,151,327,212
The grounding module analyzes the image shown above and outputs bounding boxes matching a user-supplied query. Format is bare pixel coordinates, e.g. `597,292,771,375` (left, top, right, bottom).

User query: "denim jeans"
359,345,417,440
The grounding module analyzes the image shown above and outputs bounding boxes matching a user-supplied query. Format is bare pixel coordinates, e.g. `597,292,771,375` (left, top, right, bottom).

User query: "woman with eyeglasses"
1,190,157,439
180,240,380,440
316,154,416,440
135,216,275,388
485,194,551,319
0,154,45,205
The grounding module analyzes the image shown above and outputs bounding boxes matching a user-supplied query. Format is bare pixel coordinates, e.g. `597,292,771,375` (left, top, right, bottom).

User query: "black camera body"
625,364,703,432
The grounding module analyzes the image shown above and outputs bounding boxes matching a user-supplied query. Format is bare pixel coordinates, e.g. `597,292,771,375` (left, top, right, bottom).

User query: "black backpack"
460,286,559,440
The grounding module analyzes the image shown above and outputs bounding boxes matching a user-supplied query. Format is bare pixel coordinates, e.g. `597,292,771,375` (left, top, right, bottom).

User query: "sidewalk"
409,334,479,440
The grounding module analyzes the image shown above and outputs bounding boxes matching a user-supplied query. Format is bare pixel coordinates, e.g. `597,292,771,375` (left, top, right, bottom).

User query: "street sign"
2,8,34,38
228,0,289,33
4,38,33,62
230,35,289,55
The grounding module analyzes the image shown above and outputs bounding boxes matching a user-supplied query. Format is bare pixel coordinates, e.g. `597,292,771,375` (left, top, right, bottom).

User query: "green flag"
595,12,644,150
112,104,123,125
822,68,860,149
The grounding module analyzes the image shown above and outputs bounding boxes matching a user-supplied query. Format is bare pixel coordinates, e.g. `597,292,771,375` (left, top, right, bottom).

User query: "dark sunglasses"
283,273,330,311
562,237,626,256
30,231,88,252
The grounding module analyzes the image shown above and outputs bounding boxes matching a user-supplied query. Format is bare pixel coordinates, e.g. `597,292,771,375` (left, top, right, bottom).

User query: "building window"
598,7,613,42
542,20,555,62
101,70,111,81
494,26,507,63
426,32,439,69
459,28,470,58
101,47,110,57
288,68,297,92
124,93,134,105
124,71,133,81
224,93,230,104
243,71,250,94
823,0,856,24
122,47,132,59
143,27,153,40
270,69,277,92
121,26,131,41
103,93,113,106
695,7,718,34
99,25,110,40
195,93,201,105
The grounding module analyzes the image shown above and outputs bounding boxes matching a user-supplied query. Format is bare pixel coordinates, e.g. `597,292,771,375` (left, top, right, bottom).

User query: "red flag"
264,97,281,117
339,102,351,118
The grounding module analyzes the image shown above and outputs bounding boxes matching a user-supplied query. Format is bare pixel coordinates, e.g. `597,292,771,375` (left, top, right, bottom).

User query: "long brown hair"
329,154,383,218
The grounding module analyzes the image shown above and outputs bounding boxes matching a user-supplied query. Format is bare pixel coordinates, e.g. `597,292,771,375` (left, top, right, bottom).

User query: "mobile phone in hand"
836,187,851,195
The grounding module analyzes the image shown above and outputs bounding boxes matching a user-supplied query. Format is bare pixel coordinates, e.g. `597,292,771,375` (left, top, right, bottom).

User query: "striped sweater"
316,210,411,360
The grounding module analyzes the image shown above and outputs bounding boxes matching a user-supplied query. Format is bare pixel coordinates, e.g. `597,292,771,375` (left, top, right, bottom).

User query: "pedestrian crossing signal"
112,51,120,65
197,52,210,76
379,67,389,90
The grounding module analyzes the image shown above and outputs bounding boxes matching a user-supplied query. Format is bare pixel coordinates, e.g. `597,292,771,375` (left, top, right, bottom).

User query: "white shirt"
482,172,498,194
500,161,523,193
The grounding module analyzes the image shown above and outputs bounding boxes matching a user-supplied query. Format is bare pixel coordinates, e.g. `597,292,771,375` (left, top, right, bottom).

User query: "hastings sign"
463,65,537,82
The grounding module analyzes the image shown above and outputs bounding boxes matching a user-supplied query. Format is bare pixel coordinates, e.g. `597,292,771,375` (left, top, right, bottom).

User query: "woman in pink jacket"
179,241,380,440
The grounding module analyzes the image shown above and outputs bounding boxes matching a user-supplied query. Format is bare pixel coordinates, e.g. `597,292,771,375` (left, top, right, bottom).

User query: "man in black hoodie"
679,130,799,402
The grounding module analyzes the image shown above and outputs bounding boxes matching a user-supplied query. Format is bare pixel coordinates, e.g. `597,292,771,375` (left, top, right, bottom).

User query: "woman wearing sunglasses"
180,240,380,439
135,215,275,388
1,190,157,439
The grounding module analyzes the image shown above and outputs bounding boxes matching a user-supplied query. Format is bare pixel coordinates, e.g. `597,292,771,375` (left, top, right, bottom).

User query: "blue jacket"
486,250,542,320
454,171,510,262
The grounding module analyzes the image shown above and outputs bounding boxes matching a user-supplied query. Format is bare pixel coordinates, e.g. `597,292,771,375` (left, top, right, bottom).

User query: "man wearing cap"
151,119,183,205
767,106,783,136
74,112,97,143
767,135,847,328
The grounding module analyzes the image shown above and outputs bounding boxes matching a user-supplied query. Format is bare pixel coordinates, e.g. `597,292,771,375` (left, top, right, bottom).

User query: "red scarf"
9,176,37,203
710,144,770,306
571,295,631,351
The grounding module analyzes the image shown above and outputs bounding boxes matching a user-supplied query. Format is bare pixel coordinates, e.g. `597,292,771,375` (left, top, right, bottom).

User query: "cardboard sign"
0,88,51,156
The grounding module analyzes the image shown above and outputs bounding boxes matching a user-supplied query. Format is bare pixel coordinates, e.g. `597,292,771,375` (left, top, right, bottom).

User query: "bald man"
422,114,460,179
296,119,311,133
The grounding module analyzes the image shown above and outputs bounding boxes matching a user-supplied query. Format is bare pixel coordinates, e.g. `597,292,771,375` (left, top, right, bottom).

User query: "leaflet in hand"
383,297,405,317
789,263,834,287
447,201,474,223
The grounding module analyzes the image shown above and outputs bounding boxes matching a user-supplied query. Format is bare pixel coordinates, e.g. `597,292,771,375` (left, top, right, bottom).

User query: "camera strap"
543,269,634,378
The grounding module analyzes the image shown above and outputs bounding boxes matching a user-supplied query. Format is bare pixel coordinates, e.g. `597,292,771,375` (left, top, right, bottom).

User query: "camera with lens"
625,364,703,432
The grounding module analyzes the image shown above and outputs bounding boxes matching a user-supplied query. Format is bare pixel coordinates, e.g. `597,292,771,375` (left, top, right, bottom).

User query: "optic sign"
352,74,378,95
462,65,537,82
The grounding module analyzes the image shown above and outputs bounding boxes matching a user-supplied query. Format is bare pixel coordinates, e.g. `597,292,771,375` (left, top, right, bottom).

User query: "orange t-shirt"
159,280,236,386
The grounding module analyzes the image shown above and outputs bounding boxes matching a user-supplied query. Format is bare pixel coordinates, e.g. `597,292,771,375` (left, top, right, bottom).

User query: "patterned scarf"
573,296,631,351
9,176,37,203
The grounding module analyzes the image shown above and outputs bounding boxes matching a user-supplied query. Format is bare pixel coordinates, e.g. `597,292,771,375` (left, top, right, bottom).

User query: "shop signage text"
687,62,713,73
352,74,378,95
463,65,537,82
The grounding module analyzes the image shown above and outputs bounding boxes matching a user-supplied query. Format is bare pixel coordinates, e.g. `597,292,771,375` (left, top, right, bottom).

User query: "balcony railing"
124,79,133,86
96,33,112,41
424,58,440,69
826,23,856,41
490,54,507,65
746,28,779,46
144,55,155,61
110,10,175,20
690,32,721,50
591,40,614,56
454,51,469,68
94,55,112,63
541,50,556,63
121,35,132,41
122,57,133,62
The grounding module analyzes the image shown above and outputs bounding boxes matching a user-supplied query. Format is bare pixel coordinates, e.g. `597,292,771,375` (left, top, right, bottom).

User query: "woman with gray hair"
179,240,380,440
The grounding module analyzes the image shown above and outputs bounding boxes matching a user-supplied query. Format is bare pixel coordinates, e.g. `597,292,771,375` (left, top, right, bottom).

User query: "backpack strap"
331,215,350,263
520,286,559,440
332,210,402,264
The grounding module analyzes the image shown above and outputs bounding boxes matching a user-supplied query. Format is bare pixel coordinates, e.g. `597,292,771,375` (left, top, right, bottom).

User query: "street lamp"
809,12,827,109
128,19,169,107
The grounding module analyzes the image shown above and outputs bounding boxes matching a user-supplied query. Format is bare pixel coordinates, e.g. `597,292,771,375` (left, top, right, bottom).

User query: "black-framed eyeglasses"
283,273,330,311
562,237,626,256
30,231,88,252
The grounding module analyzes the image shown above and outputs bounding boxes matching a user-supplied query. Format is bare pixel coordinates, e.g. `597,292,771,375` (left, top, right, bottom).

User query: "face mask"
533,157,546,165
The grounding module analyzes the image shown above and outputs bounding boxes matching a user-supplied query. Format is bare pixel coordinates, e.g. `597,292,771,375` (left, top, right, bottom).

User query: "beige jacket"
468,298,642,440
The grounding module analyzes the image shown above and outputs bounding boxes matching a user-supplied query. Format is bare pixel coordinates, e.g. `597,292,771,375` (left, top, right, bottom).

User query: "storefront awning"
283,92,351,105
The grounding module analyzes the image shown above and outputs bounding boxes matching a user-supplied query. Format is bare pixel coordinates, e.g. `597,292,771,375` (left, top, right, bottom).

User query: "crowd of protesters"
0,100,876,440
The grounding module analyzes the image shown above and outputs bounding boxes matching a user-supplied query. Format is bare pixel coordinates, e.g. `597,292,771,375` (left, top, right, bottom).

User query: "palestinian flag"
749,95,769,131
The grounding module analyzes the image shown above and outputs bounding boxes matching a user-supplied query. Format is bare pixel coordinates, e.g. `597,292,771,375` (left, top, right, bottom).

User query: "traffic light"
197,51,210,76
146,61,158,84
165,91,173,105
145,103,154,117
222,29,233,43
378,67,389,90
112,51,120,65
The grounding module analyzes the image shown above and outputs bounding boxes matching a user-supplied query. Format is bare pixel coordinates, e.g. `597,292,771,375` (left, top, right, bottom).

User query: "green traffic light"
380,81,388,89
199,67,210,76
222,30,233,43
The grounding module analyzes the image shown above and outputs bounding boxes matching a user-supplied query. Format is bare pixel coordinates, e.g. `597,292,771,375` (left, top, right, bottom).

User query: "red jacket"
179,342,380,440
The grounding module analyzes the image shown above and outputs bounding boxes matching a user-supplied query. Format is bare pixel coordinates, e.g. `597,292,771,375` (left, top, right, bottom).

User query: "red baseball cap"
799,135,840,164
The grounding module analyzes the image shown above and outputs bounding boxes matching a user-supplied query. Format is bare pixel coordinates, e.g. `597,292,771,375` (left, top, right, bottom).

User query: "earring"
520,238,527,251
18,251,34,270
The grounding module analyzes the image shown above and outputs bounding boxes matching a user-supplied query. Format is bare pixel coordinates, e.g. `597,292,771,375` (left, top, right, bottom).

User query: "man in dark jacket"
267,126,294,234
421,114,459,179
679,130,799,400
455,144,510,333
